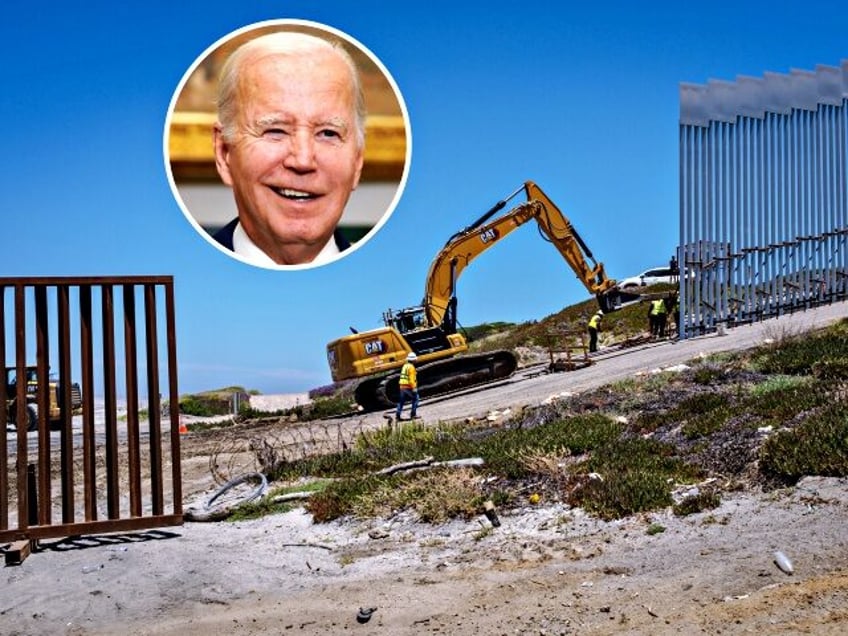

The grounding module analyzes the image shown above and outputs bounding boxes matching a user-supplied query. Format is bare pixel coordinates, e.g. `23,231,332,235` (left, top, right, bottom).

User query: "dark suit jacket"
212,218,351,255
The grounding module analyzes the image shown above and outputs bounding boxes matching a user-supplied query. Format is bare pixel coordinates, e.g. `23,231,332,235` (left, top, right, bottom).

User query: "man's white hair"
216,31,366,147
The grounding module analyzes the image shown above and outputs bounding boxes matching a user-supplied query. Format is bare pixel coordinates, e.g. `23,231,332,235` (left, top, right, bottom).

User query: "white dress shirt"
231,222,341,267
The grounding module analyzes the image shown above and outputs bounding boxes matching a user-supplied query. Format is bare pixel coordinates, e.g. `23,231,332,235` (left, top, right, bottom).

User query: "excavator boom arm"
423,200,540,328
523,181,617,298
422,181,618,327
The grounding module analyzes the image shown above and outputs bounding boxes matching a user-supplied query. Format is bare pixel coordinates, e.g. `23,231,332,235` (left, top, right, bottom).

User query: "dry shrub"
357,467,483,523
673,488,721,516
516,447,578,490
518,448,570,475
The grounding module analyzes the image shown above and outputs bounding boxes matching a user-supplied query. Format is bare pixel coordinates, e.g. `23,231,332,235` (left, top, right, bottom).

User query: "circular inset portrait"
164,19,410,269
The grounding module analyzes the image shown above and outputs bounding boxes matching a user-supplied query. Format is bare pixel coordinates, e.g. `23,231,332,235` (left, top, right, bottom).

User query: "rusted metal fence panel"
679,61,848,337
0,276,182,542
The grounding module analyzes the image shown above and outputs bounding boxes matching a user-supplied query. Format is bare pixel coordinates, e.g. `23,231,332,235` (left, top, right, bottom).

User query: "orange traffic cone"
178,418,188,435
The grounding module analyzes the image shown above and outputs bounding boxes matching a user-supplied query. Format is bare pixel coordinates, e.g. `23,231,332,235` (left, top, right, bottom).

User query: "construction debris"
356,607,377,624
774,550,794,575
184,472,268,522
4,540,32,566
542,391,574,405
483,500,501,527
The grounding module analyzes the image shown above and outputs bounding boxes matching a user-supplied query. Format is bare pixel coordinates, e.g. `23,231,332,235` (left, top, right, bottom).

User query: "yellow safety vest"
588,314,602,329
399,362,417,389
651,299,667,315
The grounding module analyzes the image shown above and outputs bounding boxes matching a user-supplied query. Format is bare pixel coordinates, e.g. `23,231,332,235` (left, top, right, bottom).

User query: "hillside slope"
464,288,674,364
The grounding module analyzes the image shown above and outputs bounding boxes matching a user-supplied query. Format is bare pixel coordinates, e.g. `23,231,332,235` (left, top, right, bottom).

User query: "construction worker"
395,351,419,420
667,293,679,336
587,310,603,353
650,297,668,337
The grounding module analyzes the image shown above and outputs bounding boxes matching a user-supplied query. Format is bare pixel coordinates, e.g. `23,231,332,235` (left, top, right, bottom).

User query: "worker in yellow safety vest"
588,310,603,353
650,298,668,338
668,294,679,337
395,351,419,420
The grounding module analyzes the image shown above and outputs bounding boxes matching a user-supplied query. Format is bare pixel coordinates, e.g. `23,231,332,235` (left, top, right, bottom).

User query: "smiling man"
212,31,365,267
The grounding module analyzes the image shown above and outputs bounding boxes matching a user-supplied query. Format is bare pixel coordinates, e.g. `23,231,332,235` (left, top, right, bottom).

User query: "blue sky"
2,1,846,395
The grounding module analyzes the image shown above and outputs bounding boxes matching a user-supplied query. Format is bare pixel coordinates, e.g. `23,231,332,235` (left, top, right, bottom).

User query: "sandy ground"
3,303,848,635
3,476,847,635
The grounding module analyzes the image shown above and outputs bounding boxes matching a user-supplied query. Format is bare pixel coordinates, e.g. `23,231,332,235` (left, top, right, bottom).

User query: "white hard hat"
406,352,417,361
596,310,604,316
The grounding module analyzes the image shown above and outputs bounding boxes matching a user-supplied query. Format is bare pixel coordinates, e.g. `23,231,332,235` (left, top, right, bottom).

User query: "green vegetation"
462,321,517,343
216,317,848,526
751,319,848,376
680,394,733,440
179,386,248,416
465,294,664,354
760,403,848,481
634,391,732,439
746,374,810,398
692,363,730,385
269,414,701,524
573,437,695,520
179,395,228,417
742,381,831,427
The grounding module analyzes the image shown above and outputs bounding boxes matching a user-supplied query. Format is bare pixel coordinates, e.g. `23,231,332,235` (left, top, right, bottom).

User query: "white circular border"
163,18,412,271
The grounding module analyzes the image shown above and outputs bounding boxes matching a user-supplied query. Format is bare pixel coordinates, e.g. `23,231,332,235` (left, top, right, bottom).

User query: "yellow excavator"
326,181,621,410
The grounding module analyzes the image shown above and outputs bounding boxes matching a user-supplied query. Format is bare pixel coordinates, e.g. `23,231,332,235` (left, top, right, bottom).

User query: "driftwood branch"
376,456,485,476
270,491,317,504
376,457,435,476
434,457,485,468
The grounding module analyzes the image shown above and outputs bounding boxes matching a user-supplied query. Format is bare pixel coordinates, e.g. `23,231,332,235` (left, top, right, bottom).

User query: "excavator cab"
379,306,457,357
383,306,428,334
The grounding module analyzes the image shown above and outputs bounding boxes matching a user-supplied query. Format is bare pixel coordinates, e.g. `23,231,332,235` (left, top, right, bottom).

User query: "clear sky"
2,1,846,396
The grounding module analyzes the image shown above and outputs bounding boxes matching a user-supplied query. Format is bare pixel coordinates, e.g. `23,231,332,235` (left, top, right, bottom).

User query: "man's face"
214,47,364,265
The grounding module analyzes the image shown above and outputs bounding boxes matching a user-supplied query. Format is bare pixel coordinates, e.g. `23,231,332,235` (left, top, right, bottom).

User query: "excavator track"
354,350,518,411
